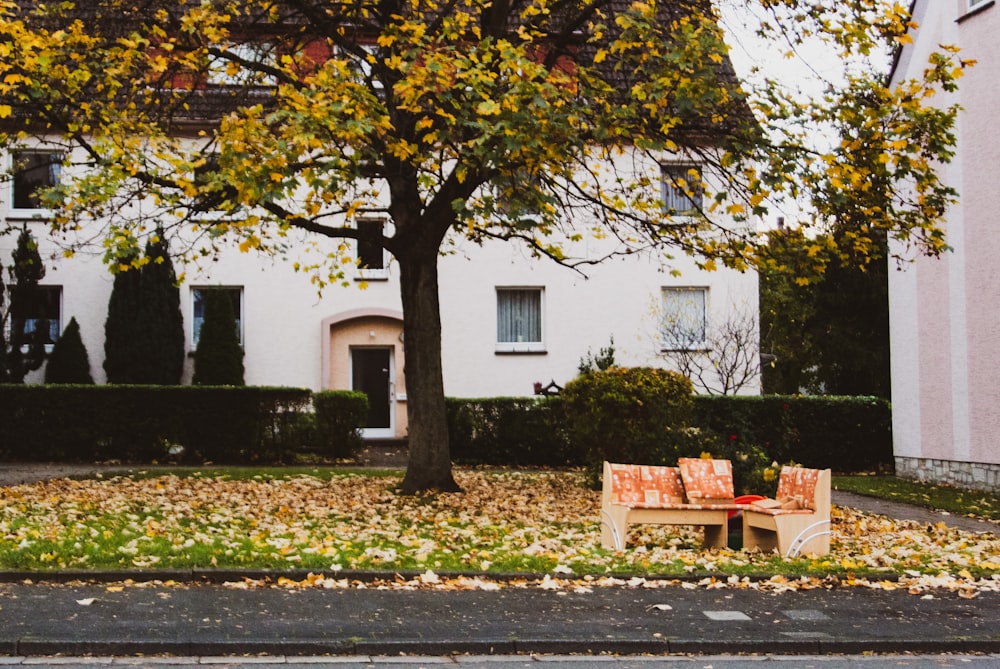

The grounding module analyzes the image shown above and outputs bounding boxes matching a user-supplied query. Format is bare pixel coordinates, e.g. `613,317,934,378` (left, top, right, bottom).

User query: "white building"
887,0,1000,490
1,1,761,441
1,147,758,439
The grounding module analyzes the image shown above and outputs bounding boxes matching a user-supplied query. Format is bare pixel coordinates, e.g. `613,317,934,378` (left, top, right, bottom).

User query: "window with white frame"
969,0,990,9
356,218,388,279
5,285,61,347
661,164,703,214
10,150,62,215
660,287,707,350
192,287,244,347
496,287,544,352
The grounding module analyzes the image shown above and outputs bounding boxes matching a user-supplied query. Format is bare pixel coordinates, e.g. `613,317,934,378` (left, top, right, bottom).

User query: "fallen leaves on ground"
1,469,998,594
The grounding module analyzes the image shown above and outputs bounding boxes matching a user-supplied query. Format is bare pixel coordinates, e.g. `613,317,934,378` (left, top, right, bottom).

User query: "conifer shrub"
103,264,143,383
44,317,94,384
193,289,245,386
135,234,185,384
103,234,185,384
5,226,49,382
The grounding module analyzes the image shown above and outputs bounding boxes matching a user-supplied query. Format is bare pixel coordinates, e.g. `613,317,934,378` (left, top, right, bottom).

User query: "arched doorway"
322,309,406,439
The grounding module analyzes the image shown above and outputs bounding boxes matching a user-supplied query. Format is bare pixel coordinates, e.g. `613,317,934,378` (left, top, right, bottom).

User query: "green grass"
1,468,996,578
833,475,1000,521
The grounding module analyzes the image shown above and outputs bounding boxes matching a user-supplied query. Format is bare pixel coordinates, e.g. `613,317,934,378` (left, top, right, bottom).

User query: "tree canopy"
0,0,969,491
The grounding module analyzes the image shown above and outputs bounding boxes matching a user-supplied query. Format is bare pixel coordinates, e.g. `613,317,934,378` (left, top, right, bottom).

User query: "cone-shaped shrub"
192,289,244,385
135,235,185,384
45,317,94,384
103,262,142,383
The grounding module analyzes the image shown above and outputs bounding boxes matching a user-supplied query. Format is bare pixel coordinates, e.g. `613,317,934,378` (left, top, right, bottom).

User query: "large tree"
0,0,966,491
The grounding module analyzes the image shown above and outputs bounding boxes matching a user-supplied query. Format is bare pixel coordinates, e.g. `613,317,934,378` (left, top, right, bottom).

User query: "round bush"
561,367,697,482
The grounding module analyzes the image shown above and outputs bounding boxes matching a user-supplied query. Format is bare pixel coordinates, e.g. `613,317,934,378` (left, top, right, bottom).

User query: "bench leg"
601,505,629,550
743,517,778,553
703,519,728,549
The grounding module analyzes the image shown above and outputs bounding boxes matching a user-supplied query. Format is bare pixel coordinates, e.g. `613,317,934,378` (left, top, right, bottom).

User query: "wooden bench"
742,466,832,557
600,459,741,551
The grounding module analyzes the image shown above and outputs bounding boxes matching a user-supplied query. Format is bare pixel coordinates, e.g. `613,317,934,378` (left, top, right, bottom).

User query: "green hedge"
0,385,316,464
692,395,893,472
313,390,368,459
447,397,575,466
446,394,893,474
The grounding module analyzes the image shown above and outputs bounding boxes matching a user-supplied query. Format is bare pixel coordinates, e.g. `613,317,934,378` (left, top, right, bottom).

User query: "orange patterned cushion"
775,466,821,511
608,463,686,508
677,458,735,503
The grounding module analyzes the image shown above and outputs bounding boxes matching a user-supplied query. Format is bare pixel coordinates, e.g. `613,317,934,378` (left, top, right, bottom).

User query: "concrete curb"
7,637,1000,658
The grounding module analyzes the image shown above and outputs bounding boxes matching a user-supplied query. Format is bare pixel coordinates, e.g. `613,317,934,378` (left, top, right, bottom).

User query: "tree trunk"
398,247,460,494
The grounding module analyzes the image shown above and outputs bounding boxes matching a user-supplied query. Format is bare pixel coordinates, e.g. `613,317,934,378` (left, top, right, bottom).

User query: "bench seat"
601,460,746,550
742,466,832,557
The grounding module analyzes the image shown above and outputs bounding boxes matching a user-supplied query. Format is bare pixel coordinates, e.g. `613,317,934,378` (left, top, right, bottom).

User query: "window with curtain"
496,288,544,352
661,164,703,215
661,287,707,350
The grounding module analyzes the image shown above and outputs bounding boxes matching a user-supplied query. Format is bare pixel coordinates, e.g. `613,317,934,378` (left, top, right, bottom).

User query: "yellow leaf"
477,100,501,116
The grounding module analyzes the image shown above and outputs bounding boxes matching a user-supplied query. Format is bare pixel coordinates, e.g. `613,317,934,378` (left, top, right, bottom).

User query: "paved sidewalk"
1,579,999,657
2,462,999,659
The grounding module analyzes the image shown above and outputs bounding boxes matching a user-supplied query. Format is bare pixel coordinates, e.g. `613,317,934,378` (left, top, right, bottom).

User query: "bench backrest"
775,466,831,512
604,462,687,507
677,457,735,503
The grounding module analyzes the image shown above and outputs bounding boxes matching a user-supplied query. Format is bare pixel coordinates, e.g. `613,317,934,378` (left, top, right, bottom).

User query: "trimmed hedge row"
0,384,891,472
447,394,893,474
447,397,575,466
0,385,367,464
692,394,893,472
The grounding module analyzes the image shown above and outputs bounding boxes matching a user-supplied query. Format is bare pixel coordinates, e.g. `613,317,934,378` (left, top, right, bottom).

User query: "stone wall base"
895,456,1000,492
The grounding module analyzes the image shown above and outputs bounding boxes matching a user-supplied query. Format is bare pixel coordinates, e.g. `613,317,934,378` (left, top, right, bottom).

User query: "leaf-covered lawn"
2,469,998,594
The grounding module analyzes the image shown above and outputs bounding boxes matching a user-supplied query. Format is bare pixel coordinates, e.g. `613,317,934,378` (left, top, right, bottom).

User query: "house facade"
1,1,761,440
888,0,1000,490
1,147,759,439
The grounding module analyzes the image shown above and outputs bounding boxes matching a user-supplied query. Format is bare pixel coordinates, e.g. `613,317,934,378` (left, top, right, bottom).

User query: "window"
208,42,277,87
5,285,61,347
356,218,388,279
192,287,243,347
661,164,703,214
11,150,62,213
969,0,990,9
496,287,544,352
661,287,707,350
